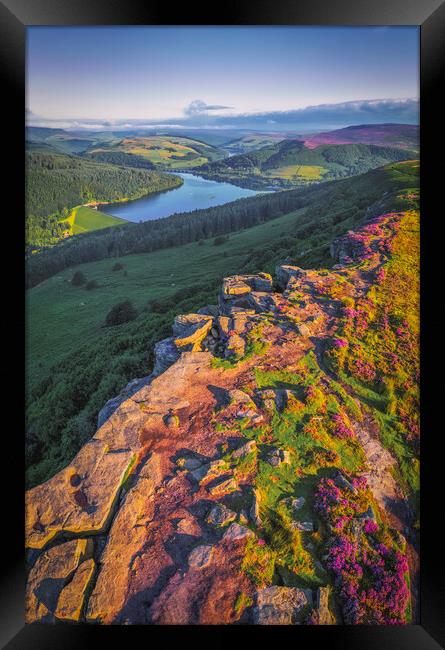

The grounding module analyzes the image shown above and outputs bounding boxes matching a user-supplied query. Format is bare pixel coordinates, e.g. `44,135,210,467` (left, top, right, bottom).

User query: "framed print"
1,0,444,647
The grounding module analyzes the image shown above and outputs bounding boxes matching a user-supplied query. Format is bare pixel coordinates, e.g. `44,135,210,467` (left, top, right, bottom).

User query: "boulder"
221,277,252,298
173,314,214,351
55,558,96,622
153,337,181,376
316,586,333,625
188,545,214,569
217,316,232,336
291,521,314,532
26,539,93,623
250,491,262,527
207,476,238,497
222,523,255,542
275,264,307,290
207,504,237,527
232,440,257,459
253,586,312,625
266,448,291,467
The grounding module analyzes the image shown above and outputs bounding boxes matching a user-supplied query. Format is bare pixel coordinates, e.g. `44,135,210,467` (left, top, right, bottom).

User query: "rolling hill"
196,139,417,189
304,123,419,151
85,135,226,169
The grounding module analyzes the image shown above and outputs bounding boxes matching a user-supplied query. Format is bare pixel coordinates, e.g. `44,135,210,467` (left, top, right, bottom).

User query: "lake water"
100,172,262,223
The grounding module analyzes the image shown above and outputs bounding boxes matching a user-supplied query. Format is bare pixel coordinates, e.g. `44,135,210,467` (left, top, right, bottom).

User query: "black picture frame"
2,0,443,647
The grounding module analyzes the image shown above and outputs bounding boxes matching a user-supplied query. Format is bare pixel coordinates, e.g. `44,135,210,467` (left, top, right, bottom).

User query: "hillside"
304,123,419,151
25,161,419,493
25,152,182,247
196,140,416,189
85,135,226,170
25,189,419,624
223,134,286,155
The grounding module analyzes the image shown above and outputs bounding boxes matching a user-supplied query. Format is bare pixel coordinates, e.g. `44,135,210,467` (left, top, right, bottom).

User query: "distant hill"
304,123,419,151
196,139,417,189
84,135,226,170
223,134,286,155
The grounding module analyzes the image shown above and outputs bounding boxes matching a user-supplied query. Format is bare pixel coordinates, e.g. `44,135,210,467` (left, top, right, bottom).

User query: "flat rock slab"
55,558,96,622
26,538,92,623
254,586,312,625
26,441,135,549
188,545,214,569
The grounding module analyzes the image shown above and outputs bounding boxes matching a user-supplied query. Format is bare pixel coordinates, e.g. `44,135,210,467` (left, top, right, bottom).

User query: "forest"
26,152,182,247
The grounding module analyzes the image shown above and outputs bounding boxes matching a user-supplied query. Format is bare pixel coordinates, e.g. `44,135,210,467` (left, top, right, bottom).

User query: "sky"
26,26,419,132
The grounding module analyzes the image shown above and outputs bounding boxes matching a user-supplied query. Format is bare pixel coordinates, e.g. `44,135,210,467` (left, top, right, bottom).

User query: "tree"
105,300,138,327
71,270,86,286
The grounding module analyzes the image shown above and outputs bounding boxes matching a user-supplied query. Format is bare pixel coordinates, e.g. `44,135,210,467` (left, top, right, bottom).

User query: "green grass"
66,206,127,235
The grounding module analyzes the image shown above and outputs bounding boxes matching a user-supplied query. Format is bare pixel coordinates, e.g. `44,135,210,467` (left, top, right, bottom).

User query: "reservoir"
100,172,262,223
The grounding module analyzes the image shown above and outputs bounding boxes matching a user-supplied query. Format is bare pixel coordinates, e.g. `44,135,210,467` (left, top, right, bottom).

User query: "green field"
65,205,128,235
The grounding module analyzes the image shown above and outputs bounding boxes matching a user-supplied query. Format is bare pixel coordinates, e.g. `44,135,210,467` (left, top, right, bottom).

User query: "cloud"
183,99,233,116
26,98,418,133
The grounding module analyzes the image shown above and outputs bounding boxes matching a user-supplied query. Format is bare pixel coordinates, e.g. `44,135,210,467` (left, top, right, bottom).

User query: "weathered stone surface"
232,440,257,459
316,586,333,625
275,264,307,290
188,545,214,569
254,586,312,625
222,523,254,542
86,453,165,624
190,459,228,483
26,539,93,623
173,314,213,350
246,292,279,313
217,315,231,336
55,558,96,622
26,441,135,549
296,323,311,337
207,477,238,497
291,521,314,532
221,276,252,298
176,456,203,471
153,337,181,376
207,504,237,527
197,305,219,317
97,375,153,428
228,389,255,407
250,491,262,527
225,332,246,357
266,448,291,467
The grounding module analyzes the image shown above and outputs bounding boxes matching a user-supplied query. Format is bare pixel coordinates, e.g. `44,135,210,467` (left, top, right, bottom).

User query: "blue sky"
26,26,419,130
